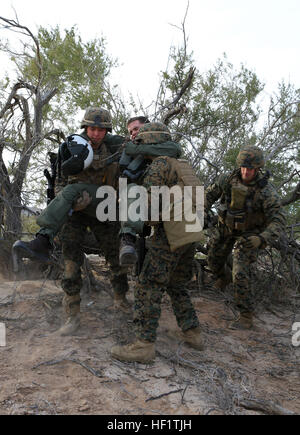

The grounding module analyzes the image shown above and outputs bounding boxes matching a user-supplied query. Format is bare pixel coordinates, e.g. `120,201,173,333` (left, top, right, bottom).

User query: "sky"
1,0,300,109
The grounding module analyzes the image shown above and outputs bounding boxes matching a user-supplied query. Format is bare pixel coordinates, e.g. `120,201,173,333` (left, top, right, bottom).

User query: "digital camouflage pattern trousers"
133,226,199,342
59,212,128,298
207,226,259,314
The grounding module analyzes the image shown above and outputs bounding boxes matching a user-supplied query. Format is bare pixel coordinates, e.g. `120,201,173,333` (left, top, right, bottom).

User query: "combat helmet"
135,122,172,144
236,146,265,169
80,107,112,132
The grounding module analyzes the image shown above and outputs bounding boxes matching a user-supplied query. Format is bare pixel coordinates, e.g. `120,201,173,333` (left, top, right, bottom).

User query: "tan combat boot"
113,292,132,314
182,326,205,351
230,312,253,330
55,294,81,336
111,339,155,363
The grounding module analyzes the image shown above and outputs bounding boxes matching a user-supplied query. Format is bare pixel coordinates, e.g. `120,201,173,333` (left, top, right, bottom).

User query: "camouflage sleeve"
142,157,172,190
124,141,182,158
259,184,286,244
104,133,125,153
142,157,172,224
205,174,228,210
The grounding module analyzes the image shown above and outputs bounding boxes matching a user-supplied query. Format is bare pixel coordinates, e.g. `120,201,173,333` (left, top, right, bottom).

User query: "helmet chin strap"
90,140,103,150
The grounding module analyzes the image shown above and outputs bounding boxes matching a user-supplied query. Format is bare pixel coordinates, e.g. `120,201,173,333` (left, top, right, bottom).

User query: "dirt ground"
0,255,299,415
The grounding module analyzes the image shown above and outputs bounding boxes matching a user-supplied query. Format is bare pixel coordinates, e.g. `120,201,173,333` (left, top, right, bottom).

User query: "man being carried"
118,116,182,267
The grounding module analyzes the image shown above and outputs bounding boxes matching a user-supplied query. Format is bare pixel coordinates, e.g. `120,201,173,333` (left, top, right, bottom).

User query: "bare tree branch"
0,16,42,85
281,181,300,206
172,66,195,107
162,104,187,125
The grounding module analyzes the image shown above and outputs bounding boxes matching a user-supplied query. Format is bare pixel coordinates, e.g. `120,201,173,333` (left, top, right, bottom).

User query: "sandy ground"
0,256,299,415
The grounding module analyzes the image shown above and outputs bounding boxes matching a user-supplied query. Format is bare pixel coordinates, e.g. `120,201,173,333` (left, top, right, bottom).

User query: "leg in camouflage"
36,183,103,240
55,214,87,335
166,244,204,350
207,227,235,288
111,229,203,362
91,220,131,312
60,215,86,296
166,244,200,333
133,242,198,342
231,238,259,327
119,183,144,266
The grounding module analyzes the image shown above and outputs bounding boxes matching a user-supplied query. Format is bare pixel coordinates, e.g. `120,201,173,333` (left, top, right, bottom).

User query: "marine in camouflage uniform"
12,111,183,336
53,108,130,335
205,146,286,329
111,123,204,363
57,118,182,336
13,108,129,335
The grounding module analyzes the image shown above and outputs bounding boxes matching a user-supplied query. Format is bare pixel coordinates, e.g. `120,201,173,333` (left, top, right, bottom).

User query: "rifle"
205,209,218,229
136,236,146,276
44,152,58,205
135,225,151,275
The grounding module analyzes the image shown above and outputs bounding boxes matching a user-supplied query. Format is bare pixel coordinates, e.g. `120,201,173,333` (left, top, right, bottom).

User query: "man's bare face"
86,126,107,149
241,167,257,183
127,120,144,140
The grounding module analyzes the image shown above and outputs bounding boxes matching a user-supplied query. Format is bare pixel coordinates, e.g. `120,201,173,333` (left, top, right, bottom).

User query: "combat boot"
12,234,52,262
55,294,81,336
182,326,205,351
119,234,138,266
113,292,132,313
230,312,253,330
111,339,155,363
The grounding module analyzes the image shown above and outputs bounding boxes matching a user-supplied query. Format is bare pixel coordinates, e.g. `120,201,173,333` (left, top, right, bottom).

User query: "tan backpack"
162,158,206,252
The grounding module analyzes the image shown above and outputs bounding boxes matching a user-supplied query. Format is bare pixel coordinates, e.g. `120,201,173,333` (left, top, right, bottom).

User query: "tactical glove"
73,191,92,211
241,235,264,250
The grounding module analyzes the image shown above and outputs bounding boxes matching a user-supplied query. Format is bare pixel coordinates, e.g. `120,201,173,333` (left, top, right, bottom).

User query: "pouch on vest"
163,209,206,252
225,210,246,232
230,183,248,211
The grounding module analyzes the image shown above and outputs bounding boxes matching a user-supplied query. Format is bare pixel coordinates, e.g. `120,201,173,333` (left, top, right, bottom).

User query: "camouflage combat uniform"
206,168,285,315
58,129,129,300
36,124,182,300
58,131,182,298
111,123,204,362
133,156,200,342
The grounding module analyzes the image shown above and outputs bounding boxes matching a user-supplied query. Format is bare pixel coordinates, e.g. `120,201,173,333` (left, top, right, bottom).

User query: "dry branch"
145,388,184,402
0,16,42,84
281,181,300,206
171,67,195,108
162,104,187,126
237,398,296,415
32,357,103,378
